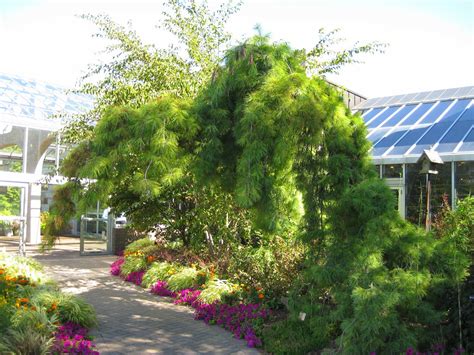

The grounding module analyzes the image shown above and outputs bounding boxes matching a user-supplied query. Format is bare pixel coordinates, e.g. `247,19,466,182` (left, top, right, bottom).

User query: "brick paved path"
32,249,257,354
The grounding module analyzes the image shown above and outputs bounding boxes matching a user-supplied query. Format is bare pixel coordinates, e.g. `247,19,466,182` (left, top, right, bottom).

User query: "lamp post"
417,149,443,232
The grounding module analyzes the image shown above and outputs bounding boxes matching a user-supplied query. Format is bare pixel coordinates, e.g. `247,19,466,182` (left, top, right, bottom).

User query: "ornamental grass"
0,253,99,354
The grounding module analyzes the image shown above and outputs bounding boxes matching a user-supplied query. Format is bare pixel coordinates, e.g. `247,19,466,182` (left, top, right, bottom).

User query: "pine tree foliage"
264,179,473,353
194,35,373,235
62,96,196,211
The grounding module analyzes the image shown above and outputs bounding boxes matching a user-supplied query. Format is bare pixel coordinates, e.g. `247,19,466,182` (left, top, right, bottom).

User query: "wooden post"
425,173,431,232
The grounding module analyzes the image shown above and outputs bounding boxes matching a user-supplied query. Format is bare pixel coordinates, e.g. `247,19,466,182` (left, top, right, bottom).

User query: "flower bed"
110,240,270,348
52,322,99,354
0,253,99,354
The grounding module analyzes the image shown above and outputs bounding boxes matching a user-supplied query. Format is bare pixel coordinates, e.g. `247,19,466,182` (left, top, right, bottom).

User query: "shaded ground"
1,238,257,354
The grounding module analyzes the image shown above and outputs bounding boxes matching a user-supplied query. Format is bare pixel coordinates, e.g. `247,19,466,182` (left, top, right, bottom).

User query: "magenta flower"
174,289,201,308
52,322,99,354
124,270,145,286
194,302,269,347
150,280,177,297
110,257,125,276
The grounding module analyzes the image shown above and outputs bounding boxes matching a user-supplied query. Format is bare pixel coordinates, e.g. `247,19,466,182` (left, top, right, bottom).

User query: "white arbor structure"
0,73,92,246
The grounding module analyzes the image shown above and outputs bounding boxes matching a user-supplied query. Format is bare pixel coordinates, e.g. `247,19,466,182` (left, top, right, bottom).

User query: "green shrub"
167,267,198,291
120,256,147,277
141,244,162,258
227,237,305,304
275,179,473,353
263,319,318,355
142,261,175,288
124,237,154,254
432,196,474,352
40,211,49,235
198,279,234,304
31,289,97,329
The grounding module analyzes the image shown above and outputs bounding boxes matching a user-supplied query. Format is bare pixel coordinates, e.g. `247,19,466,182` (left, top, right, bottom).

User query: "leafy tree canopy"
61,0,385,143
62,0,242,143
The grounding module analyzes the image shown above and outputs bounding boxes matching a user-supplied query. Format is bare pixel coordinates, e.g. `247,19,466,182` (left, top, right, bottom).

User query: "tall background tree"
62,0,242,143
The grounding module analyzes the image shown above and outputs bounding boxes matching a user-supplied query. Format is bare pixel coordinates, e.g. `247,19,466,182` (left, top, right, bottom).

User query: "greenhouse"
1,72,473,247
355,86,474,224
0,73,93,250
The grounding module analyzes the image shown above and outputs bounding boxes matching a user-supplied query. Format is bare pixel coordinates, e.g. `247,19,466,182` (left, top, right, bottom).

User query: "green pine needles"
195,35,373,235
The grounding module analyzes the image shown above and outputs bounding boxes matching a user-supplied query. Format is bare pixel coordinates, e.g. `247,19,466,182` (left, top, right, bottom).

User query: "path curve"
33,250,258,355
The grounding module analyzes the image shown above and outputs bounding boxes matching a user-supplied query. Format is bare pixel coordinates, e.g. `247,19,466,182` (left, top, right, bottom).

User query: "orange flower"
147,255,155,263
258,293,264,299
50,303,57,311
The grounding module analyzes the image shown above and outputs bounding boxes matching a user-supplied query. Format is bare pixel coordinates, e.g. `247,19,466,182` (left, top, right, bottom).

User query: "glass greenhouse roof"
355,86,474,164
0,73,93,131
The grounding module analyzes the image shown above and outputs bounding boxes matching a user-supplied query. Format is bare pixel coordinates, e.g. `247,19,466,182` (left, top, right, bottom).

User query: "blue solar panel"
419,100,452,124
372,129,407,156
436,106,474,153
458,104,474,121
436,122,472,152
368,128,390,144
367,106,400,128
389,126,429,155
458,128,474,152
407,99,471,154
410,122,452,155
438,99,471,123
362,107,384,123
380,104,417,128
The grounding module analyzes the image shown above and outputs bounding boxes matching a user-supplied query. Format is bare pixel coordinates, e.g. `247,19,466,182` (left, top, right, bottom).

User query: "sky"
0,0,472,98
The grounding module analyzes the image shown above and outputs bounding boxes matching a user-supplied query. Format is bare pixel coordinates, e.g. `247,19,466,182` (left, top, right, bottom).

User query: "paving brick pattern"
31,249,258,355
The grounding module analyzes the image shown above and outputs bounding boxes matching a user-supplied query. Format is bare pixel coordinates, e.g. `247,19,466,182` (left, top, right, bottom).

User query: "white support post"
451,161,456,209
22,127,29,173
26,183,42,244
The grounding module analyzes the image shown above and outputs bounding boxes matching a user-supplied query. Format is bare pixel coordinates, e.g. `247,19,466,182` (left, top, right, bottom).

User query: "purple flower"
150,280,177,297
52,322,99,354
110,257,125,276
192,302,268,347
174,289,201,308
124,270,145,285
